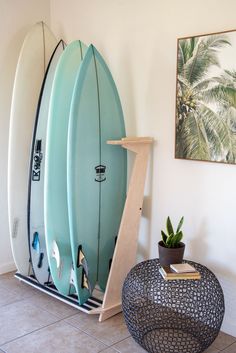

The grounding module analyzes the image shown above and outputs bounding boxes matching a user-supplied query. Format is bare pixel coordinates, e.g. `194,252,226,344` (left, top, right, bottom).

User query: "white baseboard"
0,261,16,275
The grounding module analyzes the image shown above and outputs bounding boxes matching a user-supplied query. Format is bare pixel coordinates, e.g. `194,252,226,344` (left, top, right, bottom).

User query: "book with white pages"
159,266,201,280
170,263,198,273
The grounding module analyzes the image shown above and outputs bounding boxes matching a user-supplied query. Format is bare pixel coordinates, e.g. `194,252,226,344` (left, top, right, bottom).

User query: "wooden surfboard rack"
15,136,153,322
90,136,153,321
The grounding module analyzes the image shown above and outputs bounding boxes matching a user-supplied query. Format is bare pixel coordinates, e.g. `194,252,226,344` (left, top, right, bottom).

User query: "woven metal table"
122,259,224,353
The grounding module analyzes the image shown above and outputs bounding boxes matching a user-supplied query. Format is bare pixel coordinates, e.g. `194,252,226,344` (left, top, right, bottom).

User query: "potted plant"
158,216,185,266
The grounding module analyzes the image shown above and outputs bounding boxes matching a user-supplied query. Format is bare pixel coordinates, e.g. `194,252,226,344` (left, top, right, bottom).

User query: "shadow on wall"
116,42,156,262
187,219,209,261
186,219,236,282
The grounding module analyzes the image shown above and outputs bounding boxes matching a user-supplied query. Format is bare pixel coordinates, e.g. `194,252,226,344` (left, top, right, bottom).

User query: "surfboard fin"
77,246,92,294
69,267,77,294
108,235,118,271
77,245,89,276
32,232,40,253
109,258,112,271
82,268,92,294
37,252,44,268
51,240,60,269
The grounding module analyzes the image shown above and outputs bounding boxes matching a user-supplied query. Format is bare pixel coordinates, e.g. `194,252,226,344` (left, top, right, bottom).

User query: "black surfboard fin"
108,235,118,271
109,258,112,271
37,252,44,268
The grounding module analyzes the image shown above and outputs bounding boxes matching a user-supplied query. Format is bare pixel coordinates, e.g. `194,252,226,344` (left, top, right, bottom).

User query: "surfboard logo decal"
95,165,106,182
32,139,43,181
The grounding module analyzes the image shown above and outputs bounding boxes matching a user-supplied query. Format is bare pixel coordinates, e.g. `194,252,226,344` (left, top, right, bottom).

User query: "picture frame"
175,29,236,165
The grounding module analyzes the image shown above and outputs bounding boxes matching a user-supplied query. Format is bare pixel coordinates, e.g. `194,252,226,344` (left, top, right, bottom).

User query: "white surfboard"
8,22,57,275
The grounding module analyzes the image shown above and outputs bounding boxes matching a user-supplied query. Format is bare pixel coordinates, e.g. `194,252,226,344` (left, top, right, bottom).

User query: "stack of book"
159,263,201,280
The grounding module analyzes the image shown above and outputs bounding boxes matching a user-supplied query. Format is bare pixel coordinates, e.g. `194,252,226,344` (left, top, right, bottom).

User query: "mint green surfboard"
44,40,87,296
67,45,127,304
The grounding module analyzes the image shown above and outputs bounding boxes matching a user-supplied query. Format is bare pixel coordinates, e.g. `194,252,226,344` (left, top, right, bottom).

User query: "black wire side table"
122,259,225,353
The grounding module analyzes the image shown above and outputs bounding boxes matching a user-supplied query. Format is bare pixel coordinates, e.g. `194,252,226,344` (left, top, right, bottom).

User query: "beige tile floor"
0,272,235,353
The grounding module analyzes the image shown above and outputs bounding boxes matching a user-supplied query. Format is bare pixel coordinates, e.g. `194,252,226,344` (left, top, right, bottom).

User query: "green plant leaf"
182,35,230,85
173,231,183,246
176,216,184,233
166,217,174,236
161,230,167,245
166,233,174,247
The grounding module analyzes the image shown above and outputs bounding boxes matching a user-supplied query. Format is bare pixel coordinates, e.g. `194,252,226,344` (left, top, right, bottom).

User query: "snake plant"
161,216,184,248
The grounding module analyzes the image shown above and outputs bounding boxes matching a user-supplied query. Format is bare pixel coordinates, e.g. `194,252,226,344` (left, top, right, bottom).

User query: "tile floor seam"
219,341,236,351
100,345,120,353
65,315,119,353
0,296,33,310
11,290,36,298
97,340,123,352
108,335,132,351
0,280,36,294
27,303,65,321
61,312,81,320
97,347,120,353
64,319,113,348
0,317,65,347
19,297,75,320
0,297,62,328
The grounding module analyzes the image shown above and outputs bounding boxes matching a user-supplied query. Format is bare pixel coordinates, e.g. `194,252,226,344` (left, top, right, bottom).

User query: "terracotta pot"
158,241,185,267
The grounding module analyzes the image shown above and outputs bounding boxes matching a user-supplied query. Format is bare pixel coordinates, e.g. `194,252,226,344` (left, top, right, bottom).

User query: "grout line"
62,312,83,320
0,286,37,300
107,336,132,352
0,318,65,348
18,297,71,321
67,322,130,350
100,346,121,352
7,291,83,321
219,341,236,351
0,295,35,310
64,319,110,347
0,296,61,322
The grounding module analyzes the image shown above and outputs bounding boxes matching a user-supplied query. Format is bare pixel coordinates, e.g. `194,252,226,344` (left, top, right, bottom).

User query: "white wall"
0,0,51,273
50,0,236,335
1,0,236,337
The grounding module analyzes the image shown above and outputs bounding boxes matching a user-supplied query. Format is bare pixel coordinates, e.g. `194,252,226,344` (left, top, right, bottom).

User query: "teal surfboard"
44,41,87,295
67,45,127,304
28,40,65,285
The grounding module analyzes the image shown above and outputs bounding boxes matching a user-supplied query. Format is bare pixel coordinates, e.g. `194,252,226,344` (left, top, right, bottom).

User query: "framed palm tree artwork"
175,29,236,164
